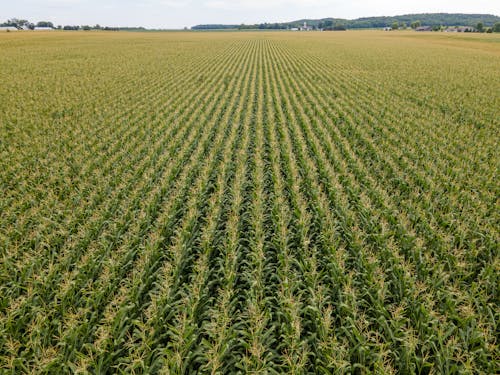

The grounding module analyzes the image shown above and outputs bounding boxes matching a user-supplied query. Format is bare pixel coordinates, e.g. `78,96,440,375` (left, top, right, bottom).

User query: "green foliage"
194,13,500,30
0,31,498,374
36,21,54,28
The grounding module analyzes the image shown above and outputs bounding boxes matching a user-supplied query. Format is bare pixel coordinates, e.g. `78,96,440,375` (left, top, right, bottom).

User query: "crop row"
0,31,498,374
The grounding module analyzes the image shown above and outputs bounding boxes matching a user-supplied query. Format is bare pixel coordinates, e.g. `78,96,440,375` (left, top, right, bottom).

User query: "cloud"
3,0,500,29
204,0,331,10
149,0,191,7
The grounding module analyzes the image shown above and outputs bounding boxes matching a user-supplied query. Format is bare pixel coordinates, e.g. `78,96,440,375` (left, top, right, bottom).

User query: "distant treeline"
0,18,145,31
192,13,500,30
4,13,499,32
191,24,241,30
192,23,288,30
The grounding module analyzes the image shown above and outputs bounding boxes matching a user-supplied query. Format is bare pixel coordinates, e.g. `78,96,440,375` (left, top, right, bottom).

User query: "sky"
2,0,500,29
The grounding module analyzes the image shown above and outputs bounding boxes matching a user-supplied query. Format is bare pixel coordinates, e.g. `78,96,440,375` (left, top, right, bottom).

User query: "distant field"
0,31,498,373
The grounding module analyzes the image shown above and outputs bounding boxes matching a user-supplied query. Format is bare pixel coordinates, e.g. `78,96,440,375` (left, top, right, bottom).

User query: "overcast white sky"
3,0,499,29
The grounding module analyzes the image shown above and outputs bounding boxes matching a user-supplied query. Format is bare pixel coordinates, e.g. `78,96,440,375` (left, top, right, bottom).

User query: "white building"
0,27,17,31
300,21,313,31
34,27,54,31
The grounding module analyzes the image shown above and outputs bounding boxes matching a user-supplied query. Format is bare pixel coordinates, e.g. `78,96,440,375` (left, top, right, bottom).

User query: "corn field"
0,31,499,374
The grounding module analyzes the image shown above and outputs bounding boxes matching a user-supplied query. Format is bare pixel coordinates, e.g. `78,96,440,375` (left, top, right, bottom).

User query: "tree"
391,21,399,30
410,21,421,29
2,18,28,28
476,22,484,32
493,22,500,32
36,21,54,28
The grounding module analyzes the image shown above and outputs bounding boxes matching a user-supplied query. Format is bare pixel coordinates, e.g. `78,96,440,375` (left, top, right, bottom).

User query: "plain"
0,30,499,374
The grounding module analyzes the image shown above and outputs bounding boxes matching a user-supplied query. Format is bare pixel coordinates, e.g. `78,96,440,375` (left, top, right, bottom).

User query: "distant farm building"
290,22,313,31
444,26,476,32
383,27,392,31
415,26,432,32
299,22,313,31
34,27,54,31
0,27,17,31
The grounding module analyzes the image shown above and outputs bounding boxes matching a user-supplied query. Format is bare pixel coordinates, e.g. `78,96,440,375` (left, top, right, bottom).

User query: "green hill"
192,13,500,30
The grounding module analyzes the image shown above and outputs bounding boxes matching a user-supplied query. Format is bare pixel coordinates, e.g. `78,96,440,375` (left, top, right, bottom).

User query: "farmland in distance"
0,30,498,373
